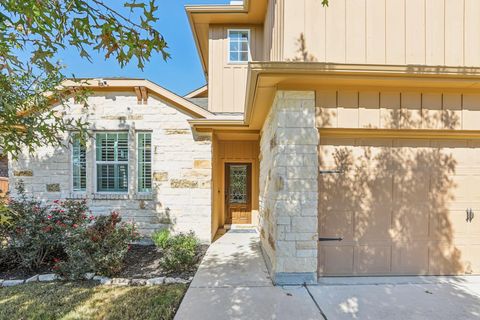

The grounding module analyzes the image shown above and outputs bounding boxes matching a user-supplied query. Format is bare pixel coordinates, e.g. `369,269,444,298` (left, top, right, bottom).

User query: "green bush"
151,229,170,250
159,231,200,273
0,182,89,270
1,182,139,278
56,212,139,279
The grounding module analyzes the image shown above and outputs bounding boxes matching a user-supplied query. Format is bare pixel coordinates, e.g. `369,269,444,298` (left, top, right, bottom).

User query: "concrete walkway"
311,276,480,320
176,230,480,320
174,230,322,320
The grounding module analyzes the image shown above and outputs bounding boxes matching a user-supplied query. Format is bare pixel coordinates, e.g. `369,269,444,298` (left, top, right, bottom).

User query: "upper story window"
228,29,250,63
96,132,129,193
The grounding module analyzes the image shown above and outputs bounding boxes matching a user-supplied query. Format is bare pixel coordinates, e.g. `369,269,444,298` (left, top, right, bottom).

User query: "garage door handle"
319,237,343,241
467,208,475,222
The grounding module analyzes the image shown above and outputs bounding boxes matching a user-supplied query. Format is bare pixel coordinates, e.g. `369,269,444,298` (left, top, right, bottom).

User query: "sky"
58,0,229,96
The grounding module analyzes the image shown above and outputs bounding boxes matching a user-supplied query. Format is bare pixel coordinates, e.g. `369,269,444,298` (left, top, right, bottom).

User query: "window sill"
92,193,129,200
135,193,153,200
67,192,88,200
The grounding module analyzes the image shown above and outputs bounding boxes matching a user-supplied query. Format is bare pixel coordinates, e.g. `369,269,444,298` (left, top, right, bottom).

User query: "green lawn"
0,282,187,320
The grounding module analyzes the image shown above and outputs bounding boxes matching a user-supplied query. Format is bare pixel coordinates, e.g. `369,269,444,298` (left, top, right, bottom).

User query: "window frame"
227,29,251,64
136,131,153,194
71,132,87,193
94,132,130,194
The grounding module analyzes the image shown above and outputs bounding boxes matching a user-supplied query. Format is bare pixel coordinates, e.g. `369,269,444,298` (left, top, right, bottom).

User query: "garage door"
318,136,480,276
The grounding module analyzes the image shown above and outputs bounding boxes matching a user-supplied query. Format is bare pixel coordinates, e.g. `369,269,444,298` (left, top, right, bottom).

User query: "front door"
225,163,252,224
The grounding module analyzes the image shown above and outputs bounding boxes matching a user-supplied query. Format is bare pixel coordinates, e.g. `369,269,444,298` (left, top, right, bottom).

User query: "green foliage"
0,0,168,157
152,229,170,250
57,212,140,279
0,182,90,270
1,182,138,277
159,231,200,274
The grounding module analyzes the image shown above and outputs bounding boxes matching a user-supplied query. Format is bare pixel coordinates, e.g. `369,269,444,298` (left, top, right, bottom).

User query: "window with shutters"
137,132,152,193
95,132,129,192
72,133,86,192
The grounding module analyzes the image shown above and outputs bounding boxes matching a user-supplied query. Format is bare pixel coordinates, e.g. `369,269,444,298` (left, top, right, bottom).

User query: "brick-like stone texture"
259,91,318,284
46,184,60,192
9,92,212,242
14,170,33,177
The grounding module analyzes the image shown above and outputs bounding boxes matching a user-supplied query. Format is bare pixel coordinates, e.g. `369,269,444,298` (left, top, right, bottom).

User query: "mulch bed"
0,244,209,281
118,244,208,279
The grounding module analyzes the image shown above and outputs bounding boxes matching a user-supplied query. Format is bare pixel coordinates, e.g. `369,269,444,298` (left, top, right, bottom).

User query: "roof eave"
61,78,214,119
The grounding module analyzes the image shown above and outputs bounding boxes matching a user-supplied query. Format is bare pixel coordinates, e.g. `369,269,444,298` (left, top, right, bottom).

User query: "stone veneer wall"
259,91,319,284
9,92,212,242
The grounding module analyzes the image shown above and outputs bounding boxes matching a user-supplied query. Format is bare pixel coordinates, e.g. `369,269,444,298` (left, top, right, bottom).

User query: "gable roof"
61,78,214,118
184,85,208,98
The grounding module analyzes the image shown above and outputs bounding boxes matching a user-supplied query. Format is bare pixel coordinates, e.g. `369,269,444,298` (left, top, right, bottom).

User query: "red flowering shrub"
0,182,90,270
1,182,137,278
56,212,139,279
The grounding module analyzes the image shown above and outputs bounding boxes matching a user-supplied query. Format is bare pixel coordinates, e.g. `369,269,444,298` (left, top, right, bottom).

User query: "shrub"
159,231,200,273
152,229,170,250
0,182,90,270
1,182,138,278
56,212,139,279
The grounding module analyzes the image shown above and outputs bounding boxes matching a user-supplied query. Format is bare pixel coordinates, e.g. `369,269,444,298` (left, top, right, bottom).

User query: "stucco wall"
9,92,212,242
259,90,319,284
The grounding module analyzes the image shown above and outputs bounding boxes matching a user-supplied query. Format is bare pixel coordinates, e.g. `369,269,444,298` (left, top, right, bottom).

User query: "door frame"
224,162,253,225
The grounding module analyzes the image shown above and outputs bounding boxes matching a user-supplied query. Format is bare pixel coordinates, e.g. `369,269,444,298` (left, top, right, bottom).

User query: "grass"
0,282,187,320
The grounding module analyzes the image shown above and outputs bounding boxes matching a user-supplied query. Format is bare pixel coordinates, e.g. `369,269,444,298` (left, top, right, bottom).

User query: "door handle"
319,237,343,242
466,208,475,222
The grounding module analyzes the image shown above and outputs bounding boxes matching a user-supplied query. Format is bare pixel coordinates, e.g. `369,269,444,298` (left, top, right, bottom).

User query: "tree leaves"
0,0,167,158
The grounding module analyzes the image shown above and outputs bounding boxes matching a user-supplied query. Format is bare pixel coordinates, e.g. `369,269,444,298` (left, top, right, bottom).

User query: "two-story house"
10,0,480,285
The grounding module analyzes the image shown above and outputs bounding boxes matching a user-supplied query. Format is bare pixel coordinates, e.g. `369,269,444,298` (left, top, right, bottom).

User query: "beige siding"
208,25,263,113
263,0,283,61
281,0,480,67
315,89,480,131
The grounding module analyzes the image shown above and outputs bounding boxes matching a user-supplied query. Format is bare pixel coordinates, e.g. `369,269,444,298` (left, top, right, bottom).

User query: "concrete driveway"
176,230,480,320
310,276,480,320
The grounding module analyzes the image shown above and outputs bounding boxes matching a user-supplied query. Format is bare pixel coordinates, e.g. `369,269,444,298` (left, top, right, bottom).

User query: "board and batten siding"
263,0,283,61
315,89,480,131
208,25,263,113
277,0,480,67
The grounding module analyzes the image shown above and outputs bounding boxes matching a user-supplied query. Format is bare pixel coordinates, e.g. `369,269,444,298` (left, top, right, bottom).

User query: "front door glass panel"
229,165,248,204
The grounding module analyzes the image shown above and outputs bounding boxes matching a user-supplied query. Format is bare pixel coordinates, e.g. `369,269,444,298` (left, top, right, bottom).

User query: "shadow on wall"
288,32,480,77
317,108,470,275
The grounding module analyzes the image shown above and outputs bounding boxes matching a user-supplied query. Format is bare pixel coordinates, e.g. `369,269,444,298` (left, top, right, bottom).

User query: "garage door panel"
428,242,466,275
450,175,480,202
391,244,430,274
319,136,480,276
463,244,480,274
355,245,392,274
391,206,430,240
319,246,354,275
430,209,468,239
321,210,354,241
355,209,391,241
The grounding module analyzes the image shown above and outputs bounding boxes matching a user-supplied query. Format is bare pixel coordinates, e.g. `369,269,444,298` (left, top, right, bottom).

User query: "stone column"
259,90,319,285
